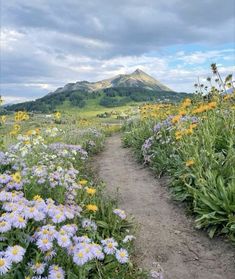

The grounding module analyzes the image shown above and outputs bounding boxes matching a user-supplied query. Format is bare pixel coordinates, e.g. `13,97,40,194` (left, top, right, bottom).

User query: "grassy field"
57,99,140,123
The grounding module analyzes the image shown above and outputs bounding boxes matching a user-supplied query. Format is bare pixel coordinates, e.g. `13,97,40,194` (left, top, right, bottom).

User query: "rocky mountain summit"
51,69,173,95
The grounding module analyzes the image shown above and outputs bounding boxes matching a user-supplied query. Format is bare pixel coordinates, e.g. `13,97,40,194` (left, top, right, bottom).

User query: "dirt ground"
93,134,235,279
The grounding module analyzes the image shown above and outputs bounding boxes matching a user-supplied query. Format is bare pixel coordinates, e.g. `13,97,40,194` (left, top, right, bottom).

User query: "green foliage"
122,96,235,241
6,86,190,113
69,92,86,107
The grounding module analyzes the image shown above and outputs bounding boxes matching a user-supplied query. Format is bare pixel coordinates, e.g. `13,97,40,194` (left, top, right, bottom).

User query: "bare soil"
93,134,235,279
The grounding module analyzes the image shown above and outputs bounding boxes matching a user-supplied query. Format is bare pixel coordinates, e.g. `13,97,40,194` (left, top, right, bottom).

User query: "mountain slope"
51,69,173,95
6,69,190,112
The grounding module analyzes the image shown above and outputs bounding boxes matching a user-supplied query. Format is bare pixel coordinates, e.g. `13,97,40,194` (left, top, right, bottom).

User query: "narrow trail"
93,134,235,279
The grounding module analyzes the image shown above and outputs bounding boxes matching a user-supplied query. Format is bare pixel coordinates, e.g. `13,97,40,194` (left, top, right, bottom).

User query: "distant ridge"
49,69,173,95
6,69,191,113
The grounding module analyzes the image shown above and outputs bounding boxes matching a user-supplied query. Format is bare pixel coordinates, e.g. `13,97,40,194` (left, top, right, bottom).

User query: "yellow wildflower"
86,204,98,212
223,94,232,100
33,195,43,202
179,110,186,116
186,160,195,167
10,123,21,135
172,115,181,124
1,115,6,124
181,98,191,108
189,123,197,129
86,187,96,195
184,128,193,135
54,111,61,120
79,179,88,186
14,111,29,122
175,130,183,140
12,172,22,183
207,101,217,109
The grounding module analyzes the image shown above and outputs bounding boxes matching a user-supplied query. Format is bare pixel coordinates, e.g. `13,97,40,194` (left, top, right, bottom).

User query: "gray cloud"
1,0,235,101
2,0,234,54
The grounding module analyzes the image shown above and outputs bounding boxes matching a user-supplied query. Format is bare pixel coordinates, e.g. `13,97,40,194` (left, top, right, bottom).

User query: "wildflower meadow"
0,106,144,278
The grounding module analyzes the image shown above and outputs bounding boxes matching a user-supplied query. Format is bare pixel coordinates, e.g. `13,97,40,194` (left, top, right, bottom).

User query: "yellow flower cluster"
223,92,235,101
192,102,217,114
14,111,29,122
54,112,61,120
181,98,192,108
25,128,40,136
0,115,6,124
10,124,21,136
175,123,198,140
140,103,173,119
86,204,98,212
78,118,92,127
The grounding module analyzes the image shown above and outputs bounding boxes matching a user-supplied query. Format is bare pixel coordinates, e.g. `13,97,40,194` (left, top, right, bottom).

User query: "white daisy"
36,238,53,252
57,234,71,248
48,265,65,279
0,220,11,233
116,248,129,264
101,238,118,255
0,257,12,275
12,215,27,229
73,249,89,266
5,245,25,263
31,262,46,275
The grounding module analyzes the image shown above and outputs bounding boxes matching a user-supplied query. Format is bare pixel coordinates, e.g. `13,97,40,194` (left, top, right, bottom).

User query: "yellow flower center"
35,262,42,268
0,221,6,227
120,252,126,258
12,247,19,255
18,217,24,223
0,259,5,267
77,252,84,258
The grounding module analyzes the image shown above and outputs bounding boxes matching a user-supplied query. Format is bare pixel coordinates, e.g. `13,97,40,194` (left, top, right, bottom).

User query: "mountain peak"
49,69,173,95
132,68,146,75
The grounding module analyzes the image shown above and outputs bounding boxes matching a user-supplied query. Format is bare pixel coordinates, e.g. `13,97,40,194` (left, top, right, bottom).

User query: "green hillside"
5,69,191,113
6,88,190,113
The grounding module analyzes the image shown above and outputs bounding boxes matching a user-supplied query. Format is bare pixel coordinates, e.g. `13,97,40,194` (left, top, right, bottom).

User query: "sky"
1,0,235,104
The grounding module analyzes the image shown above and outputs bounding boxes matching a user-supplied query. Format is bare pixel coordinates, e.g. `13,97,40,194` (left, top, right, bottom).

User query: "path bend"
93,134,235,279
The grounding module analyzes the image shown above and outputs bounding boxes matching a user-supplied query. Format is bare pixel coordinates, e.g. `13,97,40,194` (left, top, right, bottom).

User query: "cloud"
2,0,234,55
175,49,235,65
1,0,235,100
3,96,35,105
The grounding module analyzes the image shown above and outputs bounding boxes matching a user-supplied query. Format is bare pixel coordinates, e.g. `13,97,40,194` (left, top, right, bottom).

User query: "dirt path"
93,134,235,279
